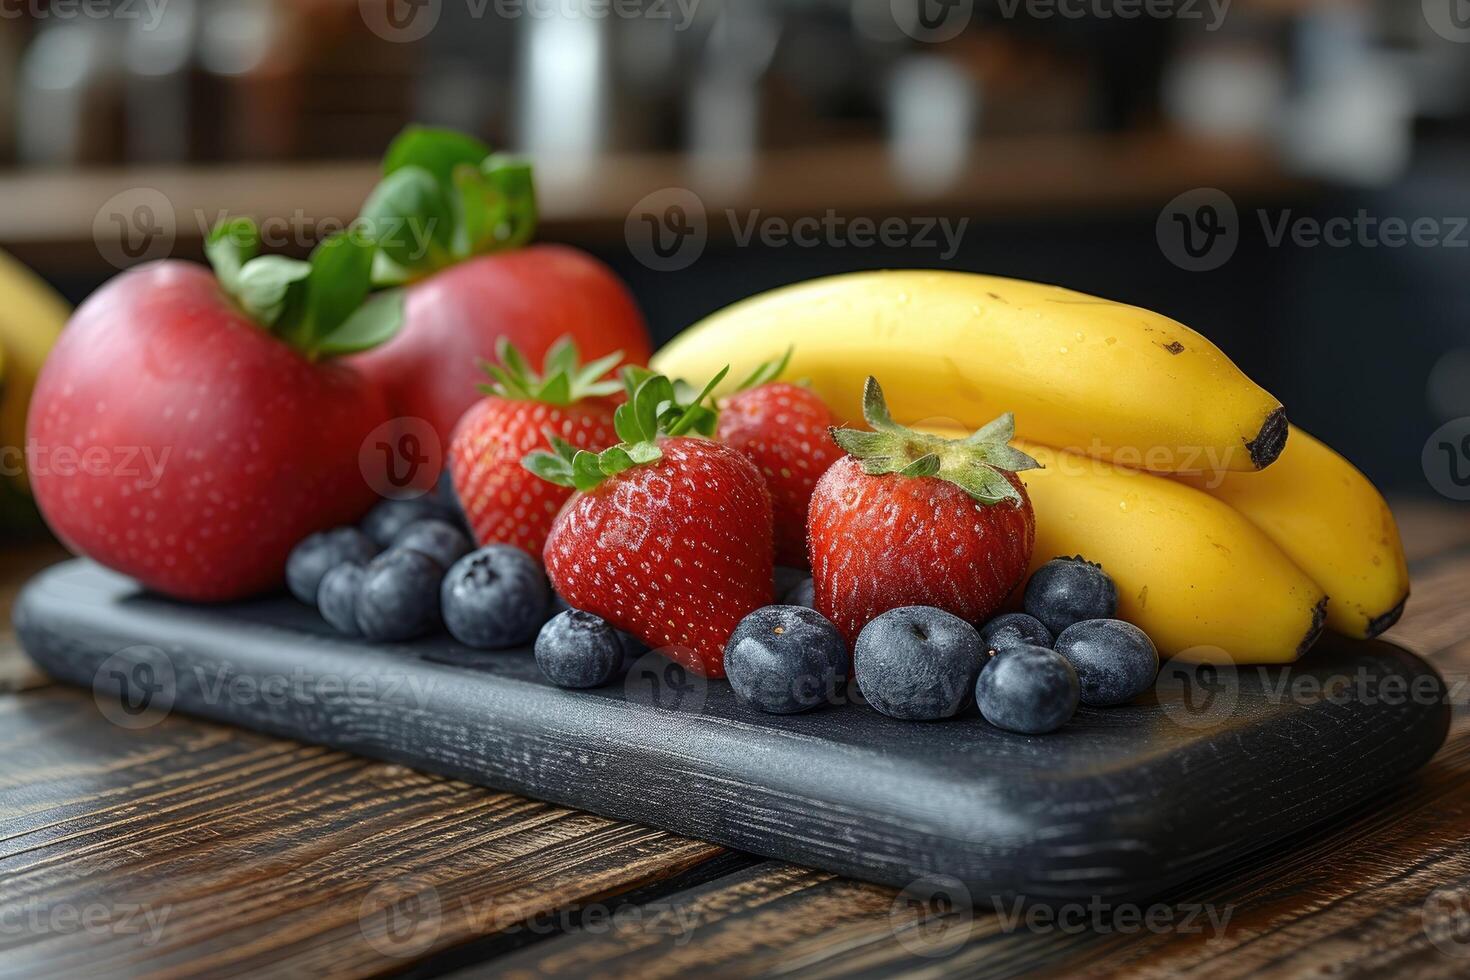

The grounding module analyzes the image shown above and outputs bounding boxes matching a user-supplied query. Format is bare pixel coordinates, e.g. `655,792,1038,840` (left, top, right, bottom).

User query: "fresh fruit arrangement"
23,119,1411,740
347,127,651,446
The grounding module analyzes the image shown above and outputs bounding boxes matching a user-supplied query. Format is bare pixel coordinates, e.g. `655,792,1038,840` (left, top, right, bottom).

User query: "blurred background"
1,0,1469,495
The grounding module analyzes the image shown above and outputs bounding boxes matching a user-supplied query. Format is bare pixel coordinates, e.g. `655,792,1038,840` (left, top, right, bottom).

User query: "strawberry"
526,371,774,678
27,220,401,601
808,378,1038,646
448,337,622,557
716,352,843,566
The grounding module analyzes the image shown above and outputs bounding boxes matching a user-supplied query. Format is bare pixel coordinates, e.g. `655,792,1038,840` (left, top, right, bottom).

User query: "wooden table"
4,500,1470,979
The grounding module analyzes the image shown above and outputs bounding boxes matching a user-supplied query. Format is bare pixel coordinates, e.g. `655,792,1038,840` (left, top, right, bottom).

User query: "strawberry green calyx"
732,345,794,392
522,367,729,491
205,217,403,360
357,125,538,286
477,336,623,406
830,377,1042,506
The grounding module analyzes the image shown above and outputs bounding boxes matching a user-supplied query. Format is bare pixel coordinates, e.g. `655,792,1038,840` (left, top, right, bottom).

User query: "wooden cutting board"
14,560,1451,906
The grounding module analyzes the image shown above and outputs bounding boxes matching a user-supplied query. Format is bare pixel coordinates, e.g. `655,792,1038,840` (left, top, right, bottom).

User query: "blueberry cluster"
286,484,644,691
722,556,1159,736
288,488,546,649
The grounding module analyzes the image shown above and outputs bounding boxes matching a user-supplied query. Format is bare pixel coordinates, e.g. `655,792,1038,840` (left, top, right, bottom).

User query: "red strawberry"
449,338,622,557
808,378,1038,646
718,372,842,567
27,221,400,601
527,372,774,678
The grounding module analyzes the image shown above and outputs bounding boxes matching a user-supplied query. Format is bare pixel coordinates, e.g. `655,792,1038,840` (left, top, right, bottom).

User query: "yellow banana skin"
1177,426,1409,639
918,429,1326,664
654,270,1287,473
0,249,70,496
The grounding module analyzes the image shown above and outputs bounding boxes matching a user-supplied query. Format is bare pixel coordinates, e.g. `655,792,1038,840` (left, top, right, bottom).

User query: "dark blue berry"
286,527,376,604
536,610,627,688
362,497,455,548
355,549,443,642
440,546,548,649
854,606,983,721
774,566,808,600
1023,557,1118,636
980,612,1053,652
1055,619,1159,707
785,577,816,609
391,519,472,570
317,561,366,636
976,644,1079,734
724,606,847,714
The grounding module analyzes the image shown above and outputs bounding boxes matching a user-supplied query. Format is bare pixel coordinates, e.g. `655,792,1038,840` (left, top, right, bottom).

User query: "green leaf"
974,443,1042,473
234,256,311,327
542,337,580,380
452,164,499,258
483,155,537,249
626,441,662,464
383,125,491,184
314,290,404,356
965,412,1016,447
577,351,624,390
536,371,572,406
545,431,581,464
206,218,260,295
735,346,794,392
899,453,941,478
303,230,375,341
666,366,729,437
633,375,674,442
522,450,576,488
571,451,605,492
861,377,902,433
597,446,635,476
359,167,452,273
951,463,1024,506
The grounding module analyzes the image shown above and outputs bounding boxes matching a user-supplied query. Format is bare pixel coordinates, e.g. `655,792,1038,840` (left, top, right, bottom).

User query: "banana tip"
1366,594,1409,639
1246,408,1289,469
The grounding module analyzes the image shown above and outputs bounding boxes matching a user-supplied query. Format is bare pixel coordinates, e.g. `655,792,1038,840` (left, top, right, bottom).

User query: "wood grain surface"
3,499,1470,980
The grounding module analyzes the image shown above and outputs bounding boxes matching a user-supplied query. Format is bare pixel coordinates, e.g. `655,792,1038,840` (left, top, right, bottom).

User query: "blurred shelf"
0,132,1305,279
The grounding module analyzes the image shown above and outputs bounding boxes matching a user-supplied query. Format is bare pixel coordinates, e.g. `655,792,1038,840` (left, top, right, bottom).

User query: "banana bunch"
0,249,70,528
654,270,1408,662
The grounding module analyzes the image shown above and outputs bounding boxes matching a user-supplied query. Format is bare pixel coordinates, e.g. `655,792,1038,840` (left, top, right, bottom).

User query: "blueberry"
724,606,847,714
1055,619,1159,707
784,577,816,609
362,497,454,549
980,612,1053,652
1023,556,1118,636
285,527,376,604
774,565,808,600
976,644,1079,734
440,546,549,649
391,519,472,570
356,549,444,642
536,610,628,688
854,606,983,721
317,561,366,636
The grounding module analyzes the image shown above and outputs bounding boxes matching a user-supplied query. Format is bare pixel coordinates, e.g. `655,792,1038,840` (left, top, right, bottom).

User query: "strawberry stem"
829,377,1042,506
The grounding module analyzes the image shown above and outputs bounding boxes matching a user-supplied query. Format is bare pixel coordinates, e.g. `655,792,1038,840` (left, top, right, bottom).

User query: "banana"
920,427,1325,663
1176,426,1408,639
0,248,70,496
653,270,1286,473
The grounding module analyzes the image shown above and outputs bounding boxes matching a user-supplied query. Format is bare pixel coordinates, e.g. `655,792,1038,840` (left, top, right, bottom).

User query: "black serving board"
15,560,1451,905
